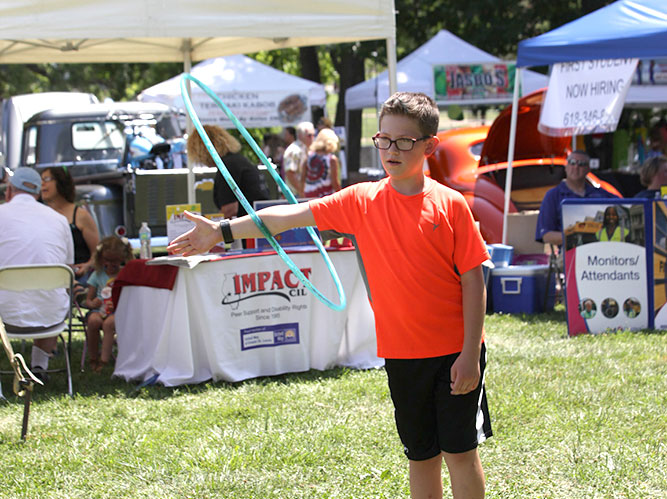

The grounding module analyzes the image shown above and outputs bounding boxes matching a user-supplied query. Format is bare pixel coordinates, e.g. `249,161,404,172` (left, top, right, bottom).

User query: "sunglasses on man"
567,159,590,167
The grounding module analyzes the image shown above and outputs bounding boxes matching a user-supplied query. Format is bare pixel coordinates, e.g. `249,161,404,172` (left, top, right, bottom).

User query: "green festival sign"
434,63,516,102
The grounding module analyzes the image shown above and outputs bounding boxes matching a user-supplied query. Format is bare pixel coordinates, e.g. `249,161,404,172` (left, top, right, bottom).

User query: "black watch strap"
219,219,234,244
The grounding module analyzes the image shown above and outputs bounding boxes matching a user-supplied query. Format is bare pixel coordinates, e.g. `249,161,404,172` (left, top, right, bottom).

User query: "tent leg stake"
20,385,32,440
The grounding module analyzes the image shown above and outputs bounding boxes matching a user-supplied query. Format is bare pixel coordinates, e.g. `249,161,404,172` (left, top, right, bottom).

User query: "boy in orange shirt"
169,92,492,499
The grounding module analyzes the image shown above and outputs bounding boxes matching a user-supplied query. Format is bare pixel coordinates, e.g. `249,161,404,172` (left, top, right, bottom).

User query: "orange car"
426,90,621,243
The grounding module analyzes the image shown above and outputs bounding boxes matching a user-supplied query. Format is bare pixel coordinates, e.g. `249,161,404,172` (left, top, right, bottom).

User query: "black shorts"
385,343,492,460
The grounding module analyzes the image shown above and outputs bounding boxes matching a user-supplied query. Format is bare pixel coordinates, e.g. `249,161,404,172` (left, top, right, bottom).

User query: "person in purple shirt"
535,150,620,246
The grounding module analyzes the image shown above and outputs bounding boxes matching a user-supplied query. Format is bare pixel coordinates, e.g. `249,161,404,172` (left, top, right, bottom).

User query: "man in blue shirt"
535,150,620,246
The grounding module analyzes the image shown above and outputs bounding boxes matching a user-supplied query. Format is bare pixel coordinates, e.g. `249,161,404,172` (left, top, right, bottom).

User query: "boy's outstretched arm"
450,264,486,395
167,203,316,256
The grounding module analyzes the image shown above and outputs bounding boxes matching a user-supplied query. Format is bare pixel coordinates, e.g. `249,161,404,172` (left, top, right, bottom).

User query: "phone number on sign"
563,109,611,127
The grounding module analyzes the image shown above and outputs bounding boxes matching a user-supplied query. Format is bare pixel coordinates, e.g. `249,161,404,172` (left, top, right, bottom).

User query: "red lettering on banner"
232,268,312,293
285,270,298,288
242,273,255,293
271,270,284,290
257,271,271,291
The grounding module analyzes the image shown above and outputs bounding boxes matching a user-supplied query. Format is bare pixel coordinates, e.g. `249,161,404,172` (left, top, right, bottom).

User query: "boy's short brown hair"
379,92,439,137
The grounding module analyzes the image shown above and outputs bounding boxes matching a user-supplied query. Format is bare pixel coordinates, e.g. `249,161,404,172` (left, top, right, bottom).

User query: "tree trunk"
332,48,365,175
299,46,326,127
298,46,321,83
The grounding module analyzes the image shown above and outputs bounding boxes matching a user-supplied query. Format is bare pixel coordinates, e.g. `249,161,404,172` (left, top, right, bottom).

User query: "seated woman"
635,155,667,199
40,167,100,290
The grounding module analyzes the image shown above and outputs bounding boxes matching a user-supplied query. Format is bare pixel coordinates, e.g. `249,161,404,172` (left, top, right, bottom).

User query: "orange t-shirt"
310,177,489,359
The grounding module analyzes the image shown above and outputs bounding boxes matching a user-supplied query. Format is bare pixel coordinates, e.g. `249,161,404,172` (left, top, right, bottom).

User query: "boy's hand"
450,350,480,395
167,211,223,256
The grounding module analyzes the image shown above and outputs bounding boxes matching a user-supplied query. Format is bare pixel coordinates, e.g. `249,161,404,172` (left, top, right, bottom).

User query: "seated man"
535,150,620,246
0,168,74,379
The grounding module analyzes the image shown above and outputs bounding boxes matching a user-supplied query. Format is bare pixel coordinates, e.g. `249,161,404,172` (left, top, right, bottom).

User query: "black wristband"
219,219,234,244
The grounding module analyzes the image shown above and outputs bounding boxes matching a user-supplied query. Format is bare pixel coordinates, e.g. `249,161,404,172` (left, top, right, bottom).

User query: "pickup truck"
20,101,219,238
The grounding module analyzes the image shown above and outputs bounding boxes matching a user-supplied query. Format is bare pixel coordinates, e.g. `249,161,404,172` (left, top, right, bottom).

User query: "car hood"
479,89,571,166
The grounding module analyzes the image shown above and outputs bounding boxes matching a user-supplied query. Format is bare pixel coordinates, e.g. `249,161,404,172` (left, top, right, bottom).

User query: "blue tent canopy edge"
517,0,667,67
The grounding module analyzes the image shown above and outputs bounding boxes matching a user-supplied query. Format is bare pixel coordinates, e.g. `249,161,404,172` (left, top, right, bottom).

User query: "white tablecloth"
113,249,382,386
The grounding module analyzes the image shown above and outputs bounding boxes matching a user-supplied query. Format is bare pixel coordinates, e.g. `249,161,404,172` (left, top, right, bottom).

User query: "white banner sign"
190,90,310,128
539,58,638,137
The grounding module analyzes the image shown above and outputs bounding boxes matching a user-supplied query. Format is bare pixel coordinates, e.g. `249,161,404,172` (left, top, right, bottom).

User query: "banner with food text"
190,90,310,128
539,58,638,137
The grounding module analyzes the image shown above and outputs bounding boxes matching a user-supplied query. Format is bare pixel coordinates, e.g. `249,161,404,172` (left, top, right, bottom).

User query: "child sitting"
84,236,133,372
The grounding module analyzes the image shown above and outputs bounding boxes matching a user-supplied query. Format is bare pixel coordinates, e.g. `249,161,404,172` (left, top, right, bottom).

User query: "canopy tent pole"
501,67,521,245
182,38,195,204
386,37,398,95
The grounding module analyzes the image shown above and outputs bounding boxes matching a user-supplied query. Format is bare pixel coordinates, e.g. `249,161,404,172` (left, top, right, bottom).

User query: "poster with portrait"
561,199,651,336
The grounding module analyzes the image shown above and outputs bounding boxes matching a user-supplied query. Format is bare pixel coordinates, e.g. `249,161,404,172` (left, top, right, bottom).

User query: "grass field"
1,307,665,498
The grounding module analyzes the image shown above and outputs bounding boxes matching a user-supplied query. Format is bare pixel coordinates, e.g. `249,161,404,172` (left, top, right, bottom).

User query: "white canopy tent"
0,0,396,64
138,55,327,129
345,30,548,110
0,0,398,201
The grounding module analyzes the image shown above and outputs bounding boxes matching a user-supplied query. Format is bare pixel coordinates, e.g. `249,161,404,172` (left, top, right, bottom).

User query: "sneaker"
31,367,49,384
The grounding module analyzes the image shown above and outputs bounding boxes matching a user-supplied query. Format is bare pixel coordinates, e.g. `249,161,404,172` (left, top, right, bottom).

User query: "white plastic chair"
0,264,75,396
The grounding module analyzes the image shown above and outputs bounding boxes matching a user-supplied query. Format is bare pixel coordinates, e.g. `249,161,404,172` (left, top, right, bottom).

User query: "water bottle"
139,222,152,259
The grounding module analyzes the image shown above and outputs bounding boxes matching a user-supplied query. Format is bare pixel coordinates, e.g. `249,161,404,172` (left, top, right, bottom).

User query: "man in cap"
0,167,74,379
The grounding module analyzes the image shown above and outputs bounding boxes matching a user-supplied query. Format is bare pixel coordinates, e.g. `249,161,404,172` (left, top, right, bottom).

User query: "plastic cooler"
491,264,556,314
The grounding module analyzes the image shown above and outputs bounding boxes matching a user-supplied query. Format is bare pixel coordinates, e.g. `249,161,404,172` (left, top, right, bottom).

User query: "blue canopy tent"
517,0,667,67
501,0,667,243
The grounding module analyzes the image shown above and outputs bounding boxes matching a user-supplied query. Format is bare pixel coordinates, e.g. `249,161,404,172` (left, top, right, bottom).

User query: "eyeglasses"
372,134,432,151
41,176,54,183
567,159,589,167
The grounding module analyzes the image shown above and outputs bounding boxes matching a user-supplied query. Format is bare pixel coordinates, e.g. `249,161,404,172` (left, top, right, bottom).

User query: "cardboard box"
506,211,547,255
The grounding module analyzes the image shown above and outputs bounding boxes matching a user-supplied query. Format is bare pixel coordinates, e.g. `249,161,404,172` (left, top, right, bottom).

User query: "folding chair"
71,296,91,372
0,264,75,397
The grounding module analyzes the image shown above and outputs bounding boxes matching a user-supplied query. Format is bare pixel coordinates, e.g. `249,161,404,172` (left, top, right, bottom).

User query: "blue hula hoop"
180,73,346,311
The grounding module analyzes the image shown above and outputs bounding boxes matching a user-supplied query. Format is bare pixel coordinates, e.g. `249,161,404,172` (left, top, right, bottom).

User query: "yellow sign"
166,204,201,243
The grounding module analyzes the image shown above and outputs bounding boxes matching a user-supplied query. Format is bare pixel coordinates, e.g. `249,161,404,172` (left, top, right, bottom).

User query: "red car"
426,90,621,243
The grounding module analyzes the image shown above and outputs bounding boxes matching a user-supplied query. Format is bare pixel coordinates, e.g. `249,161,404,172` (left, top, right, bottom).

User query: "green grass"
1,308,666,498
